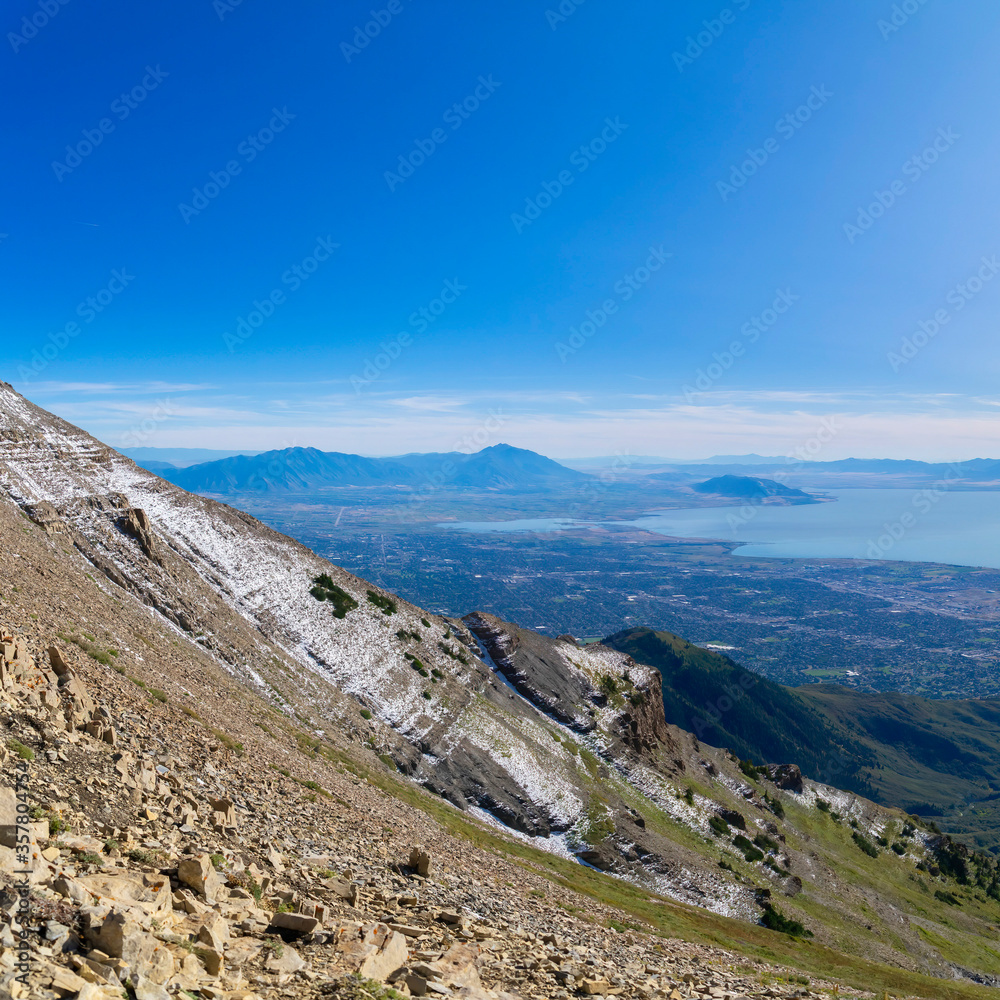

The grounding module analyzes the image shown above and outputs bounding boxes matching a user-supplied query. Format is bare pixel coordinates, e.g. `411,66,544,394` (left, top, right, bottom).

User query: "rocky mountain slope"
2,625,831,1000
2,382,1000,998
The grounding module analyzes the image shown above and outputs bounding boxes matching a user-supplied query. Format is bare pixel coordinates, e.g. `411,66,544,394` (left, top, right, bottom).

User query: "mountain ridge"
160,443,589,493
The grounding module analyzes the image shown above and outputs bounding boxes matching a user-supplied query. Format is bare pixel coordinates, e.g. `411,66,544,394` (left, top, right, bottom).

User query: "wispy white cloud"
389,395,469,412
26,381,212,394
51,400,265,422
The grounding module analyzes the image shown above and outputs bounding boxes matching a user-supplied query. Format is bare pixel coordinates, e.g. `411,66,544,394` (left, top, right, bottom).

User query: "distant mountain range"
129,444,1000,495
680,457,1000,478
676,453,792,466
157,443,590,493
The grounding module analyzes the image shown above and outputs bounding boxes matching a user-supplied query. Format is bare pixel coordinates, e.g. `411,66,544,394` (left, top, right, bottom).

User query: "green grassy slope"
604,627,1000,850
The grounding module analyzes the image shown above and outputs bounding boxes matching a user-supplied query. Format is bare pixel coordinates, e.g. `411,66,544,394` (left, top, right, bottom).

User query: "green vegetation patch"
63,632,117,667
761,904,813,938
733,834,765,863
754,833,779,854
438,642,469,664
852,832,879,858
709,815,730,838
366,590,398,615
310,574,359,618
7,738,34,761
210,727,245,756
583,799,616,846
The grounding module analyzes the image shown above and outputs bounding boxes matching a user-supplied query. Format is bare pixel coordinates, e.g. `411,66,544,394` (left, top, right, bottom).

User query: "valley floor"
228,491,1000,700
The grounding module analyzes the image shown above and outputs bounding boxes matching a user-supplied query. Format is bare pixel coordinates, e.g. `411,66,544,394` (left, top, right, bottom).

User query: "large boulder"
336,921,408,982
76,871,172,919
431,943,483,990
764,763,804,793
83,909,175,983
178,853,224,903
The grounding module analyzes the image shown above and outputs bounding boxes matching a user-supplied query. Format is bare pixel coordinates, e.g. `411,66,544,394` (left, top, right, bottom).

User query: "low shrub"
761,904,812,938
733,835,764,863
754,833,779,853
366,590,397,615
852,832,879,858
310,575,359,618
210,728,245,756
709,816,729,837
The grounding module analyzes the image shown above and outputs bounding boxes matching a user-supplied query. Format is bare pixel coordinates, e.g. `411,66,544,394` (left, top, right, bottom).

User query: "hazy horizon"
6,1,1000,460
119,441,1000,466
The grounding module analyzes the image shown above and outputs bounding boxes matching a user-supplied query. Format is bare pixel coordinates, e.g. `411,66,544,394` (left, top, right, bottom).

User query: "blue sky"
4,0,1000,459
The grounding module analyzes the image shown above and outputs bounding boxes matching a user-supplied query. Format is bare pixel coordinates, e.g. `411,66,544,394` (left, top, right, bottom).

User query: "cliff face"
3,382,1000,992
463,612,678,767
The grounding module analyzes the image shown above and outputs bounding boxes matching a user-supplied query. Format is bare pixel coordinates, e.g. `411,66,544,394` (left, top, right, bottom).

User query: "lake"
441,489,1000,569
